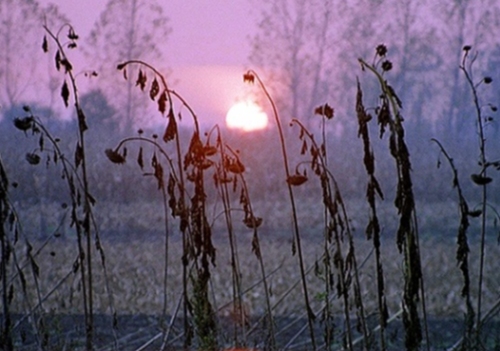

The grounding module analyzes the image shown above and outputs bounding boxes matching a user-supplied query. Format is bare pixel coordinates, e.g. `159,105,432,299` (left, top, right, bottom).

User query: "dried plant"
358,46,428,351
244,70,317,350
433,46,499,350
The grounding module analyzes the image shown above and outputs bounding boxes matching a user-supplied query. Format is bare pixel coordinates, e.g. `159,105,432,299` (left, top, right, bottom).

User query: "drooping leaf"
471,174,492,185
163,111,177,142
137,147,144,170
152,155,164,189
227,159,245,174
60,58,73,73
136,69,147,91
39,134,44,151
55,50,61,71
243,216,263,229
150,78,159,100
67,28,79,40
77,107,88,132
75,142,83,168
468,209,482,217
42,35,48,53
158,91,167,114
105,149,126,164
286,174,308,186
203,146,217,156
61,81,70,107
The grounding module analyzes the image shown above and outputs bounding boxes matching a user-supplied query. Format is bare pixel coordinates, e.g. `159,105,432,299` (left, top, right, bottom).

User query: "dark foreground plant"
433,46,499,351
9,25,117,351
107,60,277,350
290,116,369,350
358,46,429,351
356,77,389,351
0,152,15,351
243,70,317,350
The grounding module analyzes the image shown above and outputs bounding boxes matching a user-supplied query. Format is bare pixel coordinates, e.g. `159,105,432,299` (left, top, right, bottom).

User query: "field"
4,199,500,350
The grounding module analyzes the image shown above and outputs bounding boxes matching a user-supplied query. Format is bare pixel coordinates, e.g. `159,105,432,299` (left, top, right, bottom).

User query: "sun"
226,101,268,131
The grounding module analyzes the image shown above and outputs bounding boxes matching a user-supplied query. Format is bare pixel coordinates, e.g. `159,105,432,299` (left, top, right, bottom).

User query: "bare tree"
0,1,69,113
85,0,171,134
249,0,347,129
0,0,41,107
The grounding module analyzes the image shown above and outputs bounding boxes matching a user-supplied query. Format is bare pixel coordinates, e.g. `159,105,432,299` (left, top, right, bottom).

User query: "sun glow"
226,101,268,131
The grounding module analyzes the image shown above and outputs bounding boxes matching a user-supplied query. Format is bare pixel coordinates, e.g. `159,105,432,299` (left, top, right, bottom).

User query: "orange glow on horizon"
226,101,268,132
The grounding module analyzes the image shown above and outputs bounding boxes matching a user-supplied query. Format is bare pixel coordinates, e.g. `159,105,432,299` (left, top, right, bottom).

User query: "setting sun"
226,101,268,131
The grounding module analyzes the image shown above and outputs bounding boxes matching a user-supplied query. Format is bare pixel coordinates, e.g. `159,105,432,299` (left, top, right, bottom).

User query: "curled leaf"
150,78,159,100
67,28,79,40
286,174,308,186
468,210,482,218
227,159,245,174
314,103,334,119
203,146,217,156
26,153,41,165
244,216,263,229
14,117,34,131
105,149,126,164
136,69,147,90
158,91,167,114
162,112,177,142
200,159,214,170
471,173,492,185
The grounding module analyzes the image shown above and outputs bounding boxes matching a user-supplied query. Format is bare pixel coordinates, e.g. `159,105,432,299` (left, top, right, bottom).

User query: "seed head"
243,72,255,84
376,44,388,57
484,77,493,84
381,60,393,72
463,45,472,52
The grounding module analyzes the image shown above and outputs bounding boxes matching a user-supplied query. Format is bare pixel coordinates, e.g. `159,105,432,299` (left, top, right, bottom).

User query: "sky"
36,0,263,127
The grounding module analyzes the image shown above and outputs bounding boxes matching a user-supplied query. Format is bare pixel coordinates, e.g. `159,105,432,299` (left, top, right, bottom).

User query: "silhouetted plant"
244,69,317,350
432,46,499,350
356,76,389,351
291,115,369,350
431,138,475,350
110,60,276,350
0,152,15,351
359,46,429,351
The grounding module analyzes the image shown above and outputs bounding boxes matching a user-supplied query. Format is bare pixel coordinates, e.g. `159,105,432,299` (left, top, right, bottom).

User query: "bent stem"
459,51,488,343
245,70,316,350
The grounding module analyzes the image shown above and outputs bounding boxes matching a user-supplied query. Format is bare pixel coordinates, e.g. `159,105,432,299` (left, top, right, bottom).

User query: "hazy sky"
38,0,258,66
36,0,262,127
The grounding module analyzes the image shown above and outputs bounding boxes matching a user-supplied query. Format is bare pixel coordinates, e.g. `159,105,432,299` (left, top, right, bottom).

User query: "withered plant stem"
247,70,316,350
460,50,489,345
44,25,96,350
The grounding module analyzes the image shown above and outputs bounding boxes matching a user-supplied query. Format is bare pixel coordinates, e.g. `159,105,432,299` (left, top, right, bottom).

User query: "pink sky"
38,0,258,66
37,0,262,127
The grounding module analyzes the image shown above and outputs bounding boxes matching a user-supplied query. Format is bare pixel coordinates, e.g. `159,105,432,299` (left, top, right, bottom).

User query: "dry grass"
10,225,500,320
